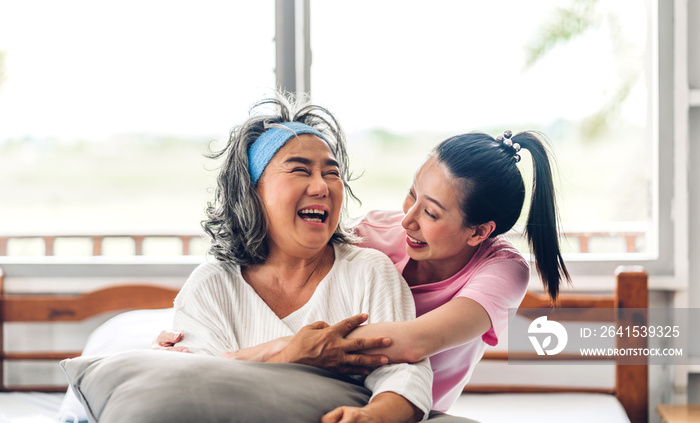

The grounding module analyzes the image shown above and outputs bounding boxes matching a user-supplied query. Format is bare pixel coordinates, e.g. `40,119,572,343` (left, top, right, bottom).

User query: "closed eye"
292,167,311,174
424,210,437,219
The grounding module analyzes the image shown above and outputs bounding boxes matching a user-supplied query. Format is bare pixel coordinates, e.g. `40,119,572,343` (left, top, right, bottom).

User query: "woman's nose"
401,205,419,231
307,173,329,197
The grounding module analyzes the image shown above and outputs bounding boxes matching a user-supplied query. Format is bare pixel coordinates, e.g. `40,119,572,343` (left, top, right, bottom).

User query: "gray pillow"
60,350,371,423
59,308,176,422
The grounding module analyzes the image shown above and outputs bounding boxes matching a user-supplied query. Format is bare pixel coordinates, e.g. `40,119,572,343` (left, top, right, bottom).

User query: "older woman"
171,96,433,423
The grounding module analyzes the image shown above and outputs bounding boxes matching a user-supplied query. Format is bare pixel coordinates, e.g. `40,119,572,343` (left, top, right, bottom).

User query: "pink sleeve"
457,259,529,346
352,210,407,265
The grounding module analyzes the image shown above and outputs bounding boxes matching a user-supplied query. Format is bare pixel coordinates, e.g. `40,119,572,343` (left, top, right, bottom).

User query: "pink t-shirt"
354,210,529,411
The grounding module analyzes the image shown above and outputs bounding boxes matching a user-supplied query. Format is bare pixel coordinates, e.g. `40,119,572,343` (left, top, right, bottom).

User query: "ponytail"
512,132,570,301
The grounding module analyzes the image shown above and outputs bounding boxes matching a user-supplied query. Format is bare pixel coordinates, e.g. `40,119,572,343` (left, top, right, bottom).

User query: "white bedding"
0,392,64,423
1,391,632,423
449,392,631,423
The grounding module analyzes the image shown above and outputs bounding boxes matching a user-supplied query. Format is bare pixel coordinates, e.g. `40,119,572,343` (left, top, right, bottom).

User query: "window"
310,0,661,273
0,1,275,257
0,1,673,280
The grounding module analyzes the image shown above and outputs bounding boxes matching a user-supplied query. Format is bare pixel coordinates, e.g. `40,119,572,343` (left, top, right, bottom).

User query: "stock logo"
528,316,568,356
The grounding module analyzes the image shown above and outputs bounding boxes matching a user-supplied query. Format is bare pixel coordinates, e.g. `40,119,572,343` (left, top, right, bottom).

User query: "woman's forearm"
364,392,423,423
346,320,429,363
348,297,492,363
223,336,292,361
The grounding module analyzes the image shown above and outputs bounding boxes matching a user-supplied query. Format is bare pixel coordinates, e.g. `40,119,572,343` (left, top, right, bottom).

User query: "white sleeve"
355,250,433,420
172,265,239,357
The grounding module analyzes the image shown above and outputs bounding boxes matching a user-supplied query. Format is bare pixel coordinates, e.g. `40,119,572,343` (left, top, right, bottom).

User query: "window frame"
295,1,675,280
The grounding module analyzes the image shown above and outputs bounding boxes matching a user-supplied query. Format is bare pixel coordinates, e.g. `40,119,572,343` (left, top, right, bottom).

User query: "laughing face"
256,134,343,258
401,156,481,274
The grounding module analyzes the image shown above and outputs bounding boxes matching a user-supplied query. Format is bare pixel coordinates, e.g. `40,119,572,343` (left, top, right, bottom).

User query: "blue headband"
248,122,333,185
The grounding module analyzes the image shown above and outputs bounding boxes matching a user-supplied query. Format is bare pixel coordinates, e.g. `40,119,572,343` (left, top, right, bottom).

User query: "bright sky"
0,0,648,140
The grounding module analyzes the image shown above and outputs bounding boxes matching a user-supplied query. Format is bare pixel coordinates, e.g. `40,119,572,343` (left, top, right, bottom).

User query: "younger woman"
344,130,570,411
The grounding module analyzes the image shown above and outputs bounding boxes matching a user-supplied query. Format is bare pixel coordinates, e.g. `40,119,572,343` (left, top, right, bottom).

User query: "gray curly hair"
203,93,359,265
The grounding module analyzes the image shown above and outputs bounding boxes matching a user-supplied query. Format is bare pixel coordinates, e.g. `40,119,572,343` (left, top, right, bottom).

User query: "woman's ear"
466,221,496,246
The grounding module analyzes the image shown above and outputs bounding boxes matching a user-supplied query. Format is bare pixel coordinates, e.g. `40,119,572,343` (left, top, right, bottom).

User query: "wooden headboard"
0,266,179,392
463,266,649,423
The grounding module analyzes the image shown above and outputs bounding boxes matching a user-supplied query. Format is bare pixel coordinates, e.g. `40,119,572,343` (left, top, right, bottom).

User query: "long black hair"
433,131,570,301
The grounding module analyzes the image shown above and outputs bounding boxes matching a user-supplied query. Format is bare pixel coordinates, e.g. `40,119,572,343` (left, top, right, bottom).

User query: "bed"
0,265,648,423
455,266,648,423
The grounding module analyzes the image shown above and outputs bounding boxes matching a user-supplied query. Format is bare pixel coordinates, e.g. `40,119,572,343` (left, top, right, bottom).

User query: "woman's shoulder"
351,210,404,230
332,243,408,293
175,260,240,306
334,242,395,266
478,236,528,267
350,210,404,240
349,210,407,263
456,237,530,296
189,260,238,283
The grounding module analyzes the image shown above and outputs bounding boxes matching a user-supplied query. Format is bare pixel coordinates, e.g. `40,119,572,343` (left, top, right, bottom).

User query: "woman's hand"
321,392,422,423
151,330,190,353
267,313,391,375
321,406,380,423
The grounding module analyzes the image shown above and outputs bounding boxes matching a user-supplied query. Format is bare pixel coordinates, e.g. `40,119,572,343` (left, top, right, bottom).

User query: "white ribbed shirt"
172,242,433,419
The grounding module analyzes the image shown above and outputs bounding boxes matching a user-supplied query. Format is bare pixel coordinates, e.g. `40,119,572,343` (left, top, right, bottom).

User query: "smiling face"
256,134,343,258
401,156,485,276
